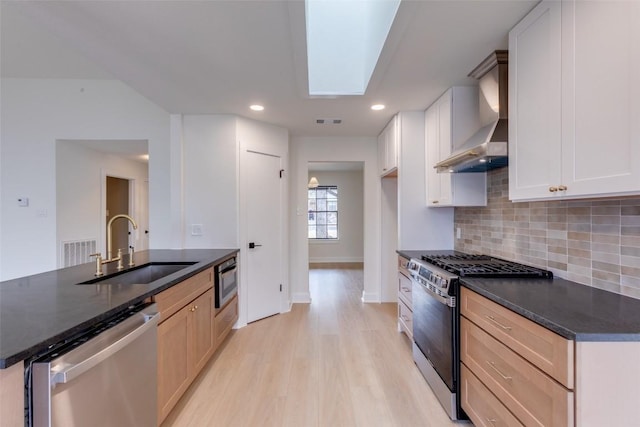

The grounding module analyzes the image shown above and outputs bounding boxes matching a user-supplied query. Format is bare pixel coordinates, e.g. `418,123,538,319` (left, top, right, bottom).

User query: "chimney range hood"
435,50,508,173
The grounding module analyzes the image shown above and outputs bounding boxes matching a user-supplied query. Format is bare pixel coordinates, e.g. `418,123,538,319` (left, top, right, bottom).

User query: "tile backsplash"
454,168,640,299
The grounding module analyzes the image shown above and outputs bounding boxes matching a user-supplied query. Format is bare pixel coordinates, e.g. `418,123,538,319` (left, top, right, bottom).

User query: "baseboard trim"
308,257,364,263
361,290,380,303
292,292,312,303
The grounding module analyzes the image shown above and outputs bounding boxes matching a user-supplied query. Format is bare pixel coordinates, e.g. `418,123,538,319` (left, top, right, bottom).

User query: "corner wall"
290,137,379,303
0,78,171,280
308,170,364,263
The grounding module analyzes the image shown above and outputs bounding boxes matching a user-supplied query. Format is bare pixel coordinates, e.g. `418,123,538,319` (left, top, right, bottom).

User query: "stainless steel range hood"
436,51,508,173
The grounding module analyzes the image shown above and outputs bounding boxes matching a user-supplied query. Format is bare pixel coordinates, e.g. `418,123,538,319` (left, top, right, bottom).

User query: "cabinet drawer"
215,295,238,347
460,287,574,388
461,317,574,427
154,268,213,321
398,271,412,308
398,299,413,338
461,363,524,427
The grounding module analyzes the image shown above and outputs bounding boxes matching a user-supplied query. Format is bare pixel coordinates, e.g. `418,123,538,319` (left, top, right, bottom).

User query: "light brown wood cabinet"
155,269,216,424
460,287,575,427
215,295,238,347
461,287,640,427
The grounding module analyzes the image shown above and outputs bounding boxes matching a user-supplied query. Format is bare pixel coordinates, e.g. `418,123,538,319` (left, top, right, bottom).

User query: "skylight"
305,0,401,96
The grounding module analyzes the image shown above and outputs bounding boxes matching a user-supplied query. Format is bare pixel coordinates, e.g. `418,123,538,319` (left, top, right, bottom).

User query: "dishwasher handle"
51,308,160,386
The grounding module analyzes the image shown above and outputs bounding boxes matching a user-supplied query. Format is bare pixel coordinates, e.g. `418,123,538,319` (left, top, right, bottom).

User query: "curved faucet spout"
106,214,138,260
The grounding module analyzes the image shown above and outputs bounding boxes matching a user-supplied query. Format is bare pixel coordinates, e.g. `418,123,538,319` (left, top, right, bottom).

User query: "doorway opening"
106,176,132,254
307,161,364,295
55,139,148,268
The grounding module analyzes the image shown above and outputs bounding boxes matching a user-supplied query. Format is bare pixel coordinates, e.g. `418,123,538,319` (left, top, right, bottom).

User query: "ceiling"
1,0,537,138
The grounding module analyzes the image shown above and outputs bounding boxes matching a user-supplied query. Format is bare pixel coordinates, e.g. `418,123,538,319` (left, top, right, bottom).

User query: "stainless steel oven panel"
413,342,459,420
216,256,238,308
412,278,455,391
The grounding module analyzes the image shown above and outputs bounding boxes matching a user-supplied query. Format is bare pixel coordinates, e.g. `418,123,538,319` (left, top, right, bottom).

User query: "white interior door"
138,179,150,250
246,150,282,323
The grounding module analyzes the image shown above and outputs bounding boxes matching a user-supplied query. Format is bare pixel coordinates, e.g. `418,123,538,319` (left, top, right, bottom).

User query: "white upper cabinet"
509,0,562,200
425,87,487,207
378,115,399,177
510,0,640,201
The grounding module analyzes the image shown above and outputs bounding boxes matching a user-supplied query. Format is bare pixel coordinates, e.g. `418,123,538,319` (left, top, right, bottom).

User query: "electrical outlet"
191,224,203,236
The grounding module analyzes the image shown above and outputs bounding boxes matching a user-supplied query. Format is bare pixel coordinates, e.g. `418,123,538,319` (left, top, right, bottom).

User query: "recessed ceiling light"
371,104,385,111
250,104,264,111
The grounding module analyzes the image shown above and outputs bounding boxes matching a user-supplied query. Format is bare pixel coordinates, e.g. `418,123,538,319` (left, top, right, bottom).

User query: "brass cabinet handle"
432,200,439,204
486,418,497,425
486,361,512,381
401,287,411,292
401,315,410,322
558,185,567,191
549,186,558,192
485,315,512,331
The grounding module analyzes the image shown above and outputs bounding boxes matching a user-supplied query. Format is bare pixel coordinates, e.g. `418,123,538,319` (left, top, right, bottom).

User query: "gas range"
421,252,553,279
407,251,552,299
407,250,552,421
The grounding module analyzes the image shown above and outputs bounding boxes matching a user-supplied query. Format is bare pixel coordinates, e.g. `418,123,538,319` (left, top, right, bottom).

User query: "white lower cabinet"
397,255,412,339
509,0,640,201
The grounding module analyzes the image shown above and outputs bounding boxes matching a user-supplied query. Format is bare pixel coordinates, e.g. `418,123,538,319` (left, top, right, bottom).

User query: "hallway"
164,264,457,427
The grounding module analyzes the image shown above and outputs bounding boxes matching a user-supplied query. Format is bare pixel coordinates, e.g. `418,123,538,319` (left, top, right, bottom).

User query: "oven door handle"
219,266,237,280
414,281,455,307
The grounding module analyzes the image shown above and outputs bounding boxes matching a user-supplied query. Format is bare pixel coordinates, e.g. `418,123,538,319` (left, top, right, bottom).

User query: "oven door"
412,279,456,391
216,260,238,308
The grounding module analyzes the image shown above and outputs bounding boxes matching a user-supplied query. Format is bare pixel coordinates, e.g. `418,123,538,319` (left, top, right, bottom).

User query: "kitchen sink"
78,262,196,286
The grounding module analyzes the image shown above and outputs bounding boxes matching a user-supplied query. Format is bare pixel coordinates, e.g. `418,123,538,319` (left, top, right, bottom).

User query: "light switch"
456,227,461,239
17,197,29,207
191,224,203,236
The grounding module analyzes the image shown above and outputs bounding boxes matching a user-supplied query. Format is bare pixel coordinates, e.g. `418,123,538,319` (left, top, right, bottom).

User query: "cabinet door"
561,0,640,196
215,295,238,347
157,306,191,423
378,132,387,175
436,92,453,205
386,115,399,171
425,104,445,205
509,0,563,201
191,289,215,376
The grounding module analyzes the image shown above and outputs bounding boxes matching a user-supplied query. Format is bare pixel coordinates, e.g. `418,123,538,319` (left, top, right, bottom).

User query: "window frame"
307,185,339,240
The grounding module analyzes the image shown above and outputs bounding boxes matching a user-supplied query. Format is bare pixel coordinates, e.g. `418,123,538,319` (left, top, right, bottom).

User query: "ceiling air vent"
316,118,342,124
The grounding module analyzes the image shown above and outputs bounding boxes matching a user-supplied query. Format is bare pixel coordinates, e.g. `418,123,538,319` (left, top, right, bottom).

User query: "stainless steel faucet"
90,214,138,276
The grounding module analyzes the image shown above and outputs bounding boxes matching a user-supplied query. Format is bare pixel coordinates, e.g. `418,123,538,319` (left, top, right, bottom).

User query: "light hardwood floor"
163,263,460,427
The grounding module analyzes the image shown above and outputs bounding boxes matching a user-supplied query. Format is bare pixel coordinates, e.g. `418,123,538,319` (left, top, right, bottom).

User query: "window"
308,186,338,239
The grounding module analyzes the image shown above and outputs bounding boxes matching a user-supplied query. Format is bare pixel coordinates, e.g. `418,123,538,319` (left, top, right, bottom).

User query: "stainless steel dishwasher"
29,303,159,427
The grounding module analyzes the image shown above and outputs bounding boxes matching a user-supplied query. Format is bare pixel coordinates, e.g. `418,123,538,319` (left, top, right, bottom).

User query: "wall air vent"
61,238,97,267
316,118,342,124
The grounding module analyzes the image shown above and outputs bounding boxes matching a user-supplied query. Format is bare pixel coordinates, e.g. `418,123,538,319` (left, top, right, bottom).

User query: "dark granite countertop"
461,277,640,342
0,249,238,369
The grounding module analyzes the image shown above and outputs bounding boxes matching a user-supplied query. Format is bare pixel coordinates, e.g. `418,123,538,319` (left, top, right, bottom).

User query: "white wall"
182,115,238,248
308,170,364,263
397,111,454,249
0,78,172,280
56,141,148,265
290,137,379,303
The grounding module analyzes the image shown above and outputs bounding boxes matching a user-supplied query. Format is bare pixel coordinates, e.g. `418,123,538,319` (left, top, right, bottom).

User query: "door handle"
248,242,262,249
